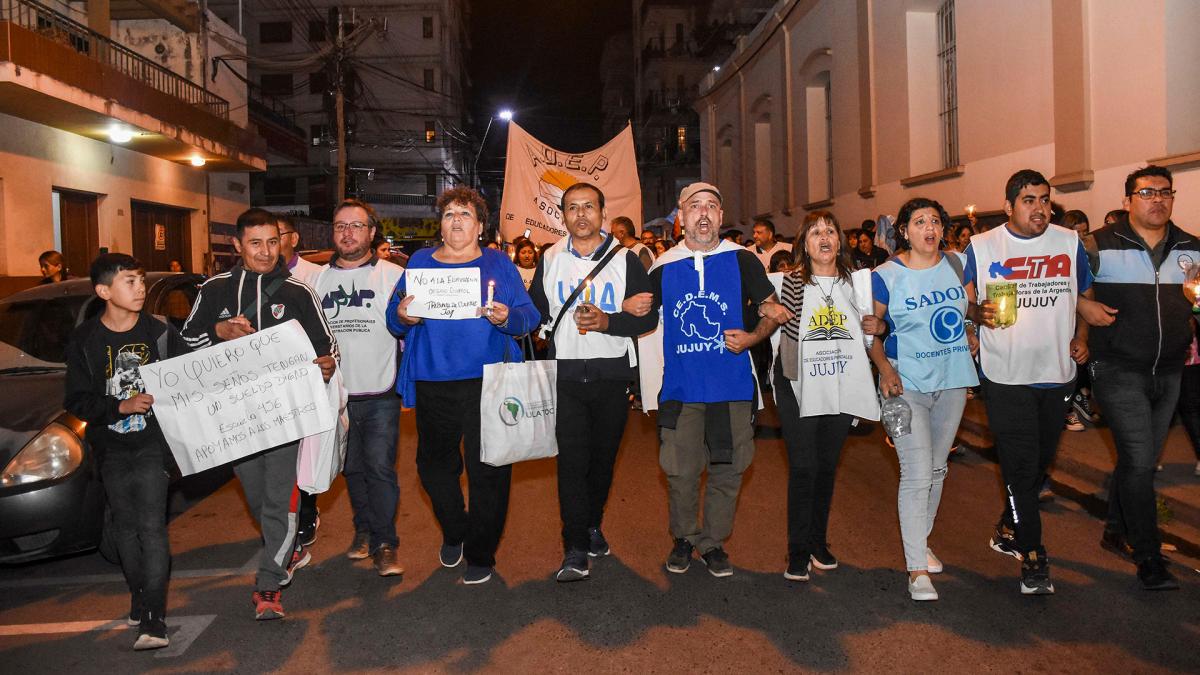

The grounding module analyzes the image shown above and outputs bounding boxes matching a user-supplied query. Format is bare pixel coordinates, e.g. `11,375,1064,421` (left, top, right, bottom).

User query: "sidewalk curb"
956,416,1200,562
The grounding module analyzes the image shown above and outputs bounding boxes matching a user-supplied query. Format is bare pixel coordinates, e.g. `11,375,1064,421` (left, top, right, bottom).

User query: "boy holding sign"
64,253,188,651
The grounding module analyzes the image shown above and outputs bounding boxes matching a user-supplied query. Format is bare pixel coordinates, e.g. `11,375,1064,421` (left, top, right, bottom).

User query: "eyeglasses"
279,230,297,237
333,221,369,232
1131,188,1176,200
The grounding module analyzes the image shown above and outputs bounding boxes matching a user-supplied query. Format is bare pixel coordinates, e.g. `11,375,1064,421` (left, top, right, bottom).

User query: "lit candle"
576,281,591,335
487,279,495,311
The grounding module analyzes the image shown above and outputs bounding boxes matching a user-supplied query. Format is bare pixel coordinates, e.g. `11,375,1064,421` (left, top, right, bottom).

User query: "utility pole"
333,7,347,202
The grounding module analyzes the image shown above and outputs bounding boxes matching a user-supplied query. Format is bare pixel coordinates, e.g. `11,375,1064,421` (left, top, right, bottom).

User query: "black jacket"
1086,217,1199,373
180,258,339,361
63,313,187,449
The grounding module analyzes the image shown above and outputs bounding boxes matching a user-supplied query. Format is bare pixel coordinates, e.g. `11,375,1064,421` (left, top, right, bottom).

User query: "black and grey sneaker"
555,549,590,582
439,541,464,568
700,547,733,578
133,612,169,651
783,557,811,582
1137,555,1180,591
666,538,694,574
810,544,839,570
588,527,610,558
1072,390,1100,424
1019,550,1054,595
989,524,1022,560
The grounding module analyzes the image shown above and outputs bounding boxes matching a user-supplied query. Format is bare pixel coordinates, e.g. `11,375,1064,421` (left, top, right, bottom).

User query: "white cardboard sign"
140,320,335,476
404,267,482,320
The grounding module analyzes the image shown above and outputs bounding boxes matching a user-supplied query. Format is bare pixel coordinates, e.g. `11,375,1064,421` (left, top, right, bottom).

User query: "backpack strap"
943,251,965,285
240,275,287,324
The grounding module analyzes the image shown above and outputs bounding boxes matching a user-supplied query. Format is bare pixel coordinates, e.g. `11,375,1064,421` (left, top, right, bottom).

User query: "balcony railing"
248,83,302,134
357,192,437,207
0,0,229,119
643,86,700,113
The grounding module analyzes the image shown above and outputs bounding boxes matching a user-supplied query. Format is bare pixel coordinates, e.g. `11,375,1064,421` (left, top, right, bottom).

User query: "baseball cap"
678,182,722,206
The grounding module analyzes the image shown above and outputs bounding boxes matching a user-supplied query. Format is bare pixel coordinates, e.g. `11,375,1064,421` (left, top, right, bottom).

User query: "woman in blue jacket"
387,186,538,585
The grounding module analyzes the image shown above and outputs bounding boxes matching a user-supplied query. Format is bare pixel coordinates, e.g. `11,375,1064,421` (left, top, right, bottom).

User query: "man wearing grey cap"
638,182,792,576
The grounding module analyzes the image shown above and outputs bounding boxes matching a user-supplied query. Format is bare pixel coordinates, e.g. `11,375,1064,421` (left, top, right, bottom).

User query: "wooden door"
131,202,191,272
56,190,99,279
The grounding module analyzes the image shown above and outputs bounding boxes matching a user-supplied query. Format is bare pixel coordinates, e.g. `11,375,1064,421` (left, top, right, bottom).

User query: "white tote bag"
479,358,559,466
297,368,349,493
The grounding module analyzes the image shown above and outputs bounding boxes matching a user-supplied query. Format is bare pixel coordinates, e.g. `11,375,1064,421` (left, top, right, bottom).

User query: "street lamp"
473,109,514,187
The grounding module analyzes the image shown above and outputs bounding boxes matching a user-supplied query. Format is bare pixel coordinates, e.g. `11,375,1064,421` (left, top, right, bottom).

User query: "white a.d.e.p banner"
498,121,643,246
140,320,335,475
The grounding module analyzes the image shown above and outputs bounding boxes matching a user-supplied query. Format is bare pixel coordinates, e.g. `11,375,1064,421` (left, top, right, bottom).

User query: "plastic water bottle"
880,396,913,439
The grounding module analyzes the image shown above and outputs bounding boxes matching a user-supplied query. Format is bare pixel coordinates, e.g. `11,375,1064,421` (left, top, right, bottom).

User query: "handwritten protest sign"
405,267,482,320
140,320,335,476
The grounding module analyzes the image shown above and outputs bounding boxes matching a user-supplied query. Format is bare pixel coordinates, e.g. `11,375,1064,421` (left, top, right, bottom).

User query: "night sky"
468,0,631,171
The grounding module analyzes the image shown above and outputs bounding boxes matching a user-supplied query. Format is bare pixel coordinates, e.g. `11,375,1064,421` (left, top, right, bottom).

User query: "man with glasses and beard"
311,199,406,576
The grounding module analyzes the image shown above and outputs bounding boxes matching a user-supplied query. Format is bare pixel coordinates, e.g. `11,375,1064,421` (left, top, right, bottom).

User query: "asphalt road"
1,405,1198,673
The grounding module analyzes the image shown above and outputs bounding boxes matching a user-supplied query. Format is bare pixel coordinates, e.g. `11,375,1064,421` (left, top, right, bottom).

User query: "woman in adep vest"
774,211,884,583
867,198,979,602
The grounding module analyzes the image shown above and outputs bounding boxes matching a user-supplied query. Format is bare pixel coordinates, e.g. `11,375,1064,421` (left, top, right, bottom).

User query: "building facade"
208,0,471,246
0,0,261,289
695,0,1200,238
631,0,774,223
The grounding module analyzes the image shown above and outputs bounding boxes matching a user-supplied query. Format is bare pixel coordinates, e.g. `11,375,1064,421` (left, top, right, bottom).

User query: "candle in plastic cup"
576,282,591,335
986,281,1018,328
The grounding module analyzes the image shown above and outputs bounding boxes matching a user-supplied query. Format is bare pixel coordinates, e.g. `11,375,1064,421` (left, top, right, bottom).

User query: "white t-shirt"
290,255,323,288
746,241,793,270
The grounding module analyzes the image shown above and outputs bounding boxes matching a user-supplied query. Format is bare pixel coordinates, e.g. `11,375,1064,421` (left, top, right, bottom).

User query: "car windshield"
0,296,89,365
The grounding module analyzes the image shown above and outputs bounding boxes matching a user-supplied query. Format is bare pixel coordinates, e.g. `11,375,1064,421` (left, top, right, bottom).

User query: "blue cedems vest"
874,254,979,393
660,250,753,403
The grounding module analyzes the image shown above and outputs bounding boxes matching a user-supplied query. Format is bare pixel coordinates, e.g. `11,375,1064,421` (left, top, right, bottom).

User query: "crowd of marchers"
61,162,1191,652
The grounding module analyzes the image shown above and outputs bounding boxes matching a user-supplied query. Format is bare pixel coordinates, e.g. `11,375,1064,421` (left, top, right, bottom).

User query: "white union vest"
540,238,636,364
314,259,405,395
969,224,1079,385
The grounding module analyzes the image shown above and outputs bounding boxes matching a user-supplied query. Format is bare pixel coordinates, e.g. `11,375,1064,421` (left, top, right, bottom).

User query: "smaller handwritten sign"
140,320,335,476
405,267,482,320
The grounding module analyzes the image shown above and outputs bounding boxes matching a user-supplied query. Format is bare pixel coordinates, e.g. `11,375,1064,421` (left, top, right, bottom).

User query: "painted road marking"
0,553,258,589
0,614,217,658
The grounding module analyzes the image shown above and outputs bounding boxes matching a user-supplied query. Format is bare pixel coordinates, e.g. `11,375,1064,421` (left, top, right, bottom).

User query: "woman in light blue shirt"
867,198,979,602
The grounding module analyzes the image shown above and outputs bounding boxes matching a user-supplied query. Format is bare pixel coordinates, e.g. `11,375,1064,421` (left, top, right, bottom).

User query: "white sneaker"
908,574,938,601
926,548,943,574
1194,461,1200,477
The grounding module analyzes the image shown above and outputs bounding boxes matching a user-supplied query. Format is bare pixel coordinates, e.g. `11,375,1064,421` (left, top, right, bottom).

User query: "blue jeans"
891,387,967,571
100,440,171,620
1091,361,1181,562
343,396,402,550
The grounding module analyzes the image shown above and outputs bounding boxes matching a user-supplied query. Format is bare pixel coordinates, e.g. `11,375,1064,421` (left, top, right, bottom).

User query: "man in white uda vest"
313,198,406,577
963,169,1110,596
646,182,791,578
530,183,659,582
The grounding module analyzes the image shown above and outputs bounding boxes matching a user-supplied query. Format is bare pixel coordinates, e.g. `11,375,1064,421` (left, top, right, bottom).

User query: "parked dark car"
0,273,202,563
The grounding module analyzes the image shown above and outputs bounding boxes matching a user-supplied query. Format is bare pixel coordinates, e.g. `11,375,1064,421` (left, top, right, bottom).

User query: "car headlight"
1,423,84,487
